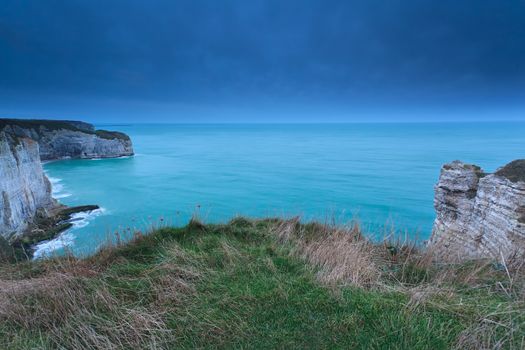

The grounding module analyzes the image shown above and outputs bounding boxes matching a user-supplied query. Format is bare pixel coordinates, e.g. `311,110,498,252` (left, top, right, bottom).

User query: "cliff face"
430,160,525,260
0,132,55,238
0,119,133,160
0,118,133,239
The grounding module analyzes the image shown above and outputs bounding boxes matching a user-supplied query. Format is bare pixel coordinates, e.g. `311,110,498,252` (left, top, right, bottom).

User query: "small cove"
37,122,525,258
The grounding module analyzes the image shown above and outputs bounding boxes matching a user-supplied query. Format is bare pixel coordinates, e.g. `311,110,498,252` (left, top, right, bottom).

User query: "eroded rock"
0,119,133,160
430,160,525,260
0,132,56,238
0,119,133,240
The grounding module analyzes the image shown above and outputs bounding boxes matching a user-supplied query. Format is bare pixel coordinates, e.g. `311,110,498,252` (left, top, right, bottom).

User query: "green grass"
0,218,523,349
0,118,130,141
95,129,131,141
0,118,93,133
495,159,525,183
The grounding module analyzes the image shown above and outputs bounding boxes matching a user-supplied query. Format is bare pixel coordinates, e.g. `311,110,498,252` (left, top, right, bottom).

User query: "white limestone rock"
430,160,525,260
0,119,133,161
0,119,133,238
0,132,56,238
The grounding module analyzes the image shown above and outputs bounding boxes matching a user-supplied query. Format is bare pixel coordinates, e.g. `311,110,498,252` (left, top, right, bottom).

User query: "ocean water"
35,122,525,258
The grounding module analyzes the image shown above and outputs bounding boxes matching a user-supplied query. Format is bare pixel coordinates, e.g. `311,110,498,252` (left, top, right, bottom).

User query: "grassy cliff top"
0,118,94,133
95,129,131,141
0,118,130,141
0,217,523,349
495,159,525,183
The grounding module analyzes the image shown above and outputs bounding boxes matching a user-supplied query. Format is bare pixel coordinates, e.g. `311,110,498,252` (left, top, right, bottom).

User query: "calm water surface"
36,123,525,258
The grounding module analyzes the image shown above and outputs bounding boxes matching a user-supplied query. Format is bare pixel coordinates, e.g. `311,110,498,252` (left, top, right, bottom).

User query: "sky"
0,0,524,123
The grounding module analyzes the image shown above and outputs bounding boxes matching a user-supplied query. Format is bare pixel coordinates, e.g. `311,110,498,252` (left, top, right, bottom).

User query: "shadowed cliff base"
0,217,523,349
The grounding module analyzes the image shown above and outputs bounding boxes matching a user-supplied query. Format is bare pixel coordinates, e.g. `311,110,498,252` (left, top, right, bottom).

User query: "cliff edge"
430,160,525,260
0,118,133,241
0,118,133,160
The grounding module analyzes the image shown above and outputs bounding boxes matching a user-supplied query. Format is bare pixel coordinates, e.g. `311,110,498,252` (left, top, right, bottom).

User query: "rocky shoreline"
8,205,100,260
0,118,133,259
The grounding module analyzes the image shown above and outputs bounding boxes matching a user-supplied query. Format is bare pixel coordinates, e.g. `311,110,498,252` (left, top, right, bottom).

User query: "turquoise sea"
36,123,525,258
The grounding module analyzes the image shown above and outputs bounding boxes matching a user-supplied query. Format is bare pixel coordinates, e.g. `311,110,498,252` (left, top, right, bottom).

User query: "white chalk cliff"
1,119,133,160
0,119,133,239
430,160,525,260
0,132,55,238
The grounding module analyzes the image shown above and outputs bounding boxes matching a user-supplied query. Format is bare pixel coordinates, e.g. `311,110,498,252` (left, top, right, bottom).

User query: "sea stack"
430,160,525,260
0,119,133,240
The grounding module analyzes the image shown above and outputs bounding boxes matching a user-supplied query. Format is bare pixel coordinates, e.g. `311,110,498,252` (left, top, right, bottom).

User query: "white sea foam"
32,207,107,259
47,176,62,184
47,176,67,198
32,232,76,260
75,207,106,227
51,183,64,194
90,155,132,161
47,175,74,201
69,207,106,229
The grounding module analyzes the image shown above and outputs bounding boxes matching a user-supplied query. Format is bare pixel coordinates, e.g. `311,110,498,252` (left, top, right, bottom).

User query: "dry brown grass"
271,217,381,287
0,270,172,349
269,217,525,349
454,302,525,350
0,237,205,349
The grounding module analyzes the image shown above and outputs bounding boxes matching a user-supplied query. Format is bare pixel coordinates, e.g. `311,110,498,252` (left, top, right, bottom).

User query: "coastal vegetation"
0,119,94,133
0,217,523,349
94,129,131,141
0,118,131,141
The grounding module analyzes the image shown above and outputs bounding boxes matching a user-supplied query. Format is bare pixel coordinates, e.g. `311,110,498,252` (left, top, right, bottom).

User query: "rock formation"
430,160,525,260
0,118,133,240
0,132,55,238
0,119,133,160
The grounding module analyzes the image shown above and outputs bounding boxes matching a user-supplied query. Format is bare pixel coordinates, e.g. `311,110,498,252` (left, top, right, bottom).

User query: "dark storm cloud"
0,0,524,121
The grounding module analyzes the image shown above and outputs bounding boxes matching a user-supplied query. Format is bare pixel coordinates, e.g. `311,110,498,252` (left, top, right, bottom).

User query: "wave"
32,231,76,260
32,207,107,259
51,183,63,193
88,155,133,162
69,207,106,229
47,176,62,184
47,175,73,200
48,176,66,198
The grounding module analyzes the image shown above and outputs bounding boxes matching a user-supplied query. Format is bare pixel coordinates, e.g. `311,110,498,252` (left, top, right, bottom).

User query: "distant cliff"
0,118,133,239
0,119,133,160
430,160,525,260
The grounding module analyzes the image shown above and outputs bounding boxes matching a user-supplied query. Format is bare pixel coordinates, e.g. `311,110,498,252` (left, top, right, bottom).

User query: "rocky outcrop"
0,132,56,238
0,119,133,160
430,160,525,260
0,118,133,241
